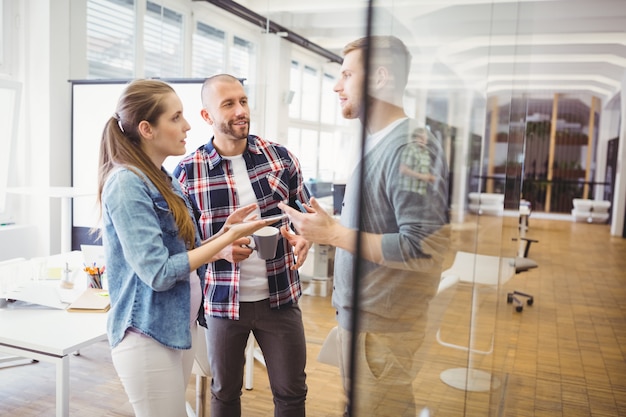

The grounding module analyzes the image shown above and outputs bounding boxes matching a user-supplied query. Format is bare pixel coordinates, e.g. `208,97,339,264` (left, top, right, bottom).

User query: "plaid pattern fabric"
399,142,431,195
174,135,308,320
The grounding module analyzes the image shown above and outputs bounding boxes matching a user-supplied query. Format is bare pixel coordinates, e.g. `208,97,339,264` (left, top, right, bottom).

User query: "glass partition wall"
248,0,532,415
72,0,598,415
345,2,522,416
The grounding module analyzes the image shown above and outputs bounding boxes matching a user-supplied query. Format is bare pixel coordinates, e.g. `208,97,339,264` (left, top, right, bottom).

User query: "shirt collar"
364,117,408,155
204,135,261,169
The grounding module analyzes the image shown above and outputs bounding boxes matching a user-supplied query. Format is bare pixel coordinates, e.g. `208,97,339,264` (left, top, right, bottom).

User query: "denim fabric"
102,167,205,349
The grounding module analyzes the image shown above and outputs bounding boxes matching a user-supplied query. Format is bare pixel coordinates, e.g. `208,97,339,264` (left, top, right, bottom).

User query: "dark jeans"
205,299,308,417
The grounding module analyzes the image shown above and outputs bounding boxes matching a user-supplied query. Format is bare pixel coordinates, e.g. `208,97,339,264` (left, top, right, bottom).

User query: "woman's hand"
189,215,276,271
223,203,259,230
226,219,273,240
200,203,259,245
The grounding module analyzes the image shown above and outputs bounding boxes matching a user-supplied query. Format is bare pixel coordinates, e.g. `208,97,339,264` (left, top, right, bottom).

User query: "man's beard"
341,96,367,120
342,104,359,120
218,119,249,139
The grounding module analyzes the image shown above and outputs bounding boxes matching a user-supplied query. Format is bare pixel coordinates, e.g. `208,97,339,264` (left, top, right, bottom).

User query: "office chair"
507,237,539,312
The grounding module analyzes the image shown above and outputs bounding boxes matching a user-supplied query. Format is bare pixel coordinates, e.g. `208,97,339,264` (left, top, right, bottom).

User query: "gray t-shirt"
332,119,451,332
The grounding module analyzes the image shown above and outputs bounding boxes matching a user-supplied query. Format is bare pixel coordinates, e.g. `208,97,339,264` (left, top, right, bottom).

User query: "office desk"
0,302,108,417
437,251,515,391
7,187,95,253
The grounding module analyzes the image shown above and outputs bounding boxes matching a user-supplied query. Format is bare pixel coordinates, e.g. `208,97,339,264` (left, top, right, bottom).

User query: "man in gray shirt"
280,36,450,416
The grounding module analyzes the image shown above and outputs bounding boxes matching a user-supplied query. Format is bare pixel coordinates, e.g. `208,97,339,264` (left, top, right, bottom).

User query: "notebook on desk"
66,288,110,313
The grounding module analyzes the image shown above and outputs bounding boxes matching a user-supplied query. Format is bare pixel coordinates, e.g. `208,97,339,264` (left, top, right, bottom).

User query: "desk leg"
195,374,207,417
56,355,70,417
439,286,501,392
244,333,254,390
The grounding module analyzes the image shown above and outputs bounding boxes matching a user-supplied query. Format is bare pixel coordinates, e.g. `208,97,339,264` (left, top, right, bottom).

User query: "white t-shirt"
364,117,408,156
222,154,269,301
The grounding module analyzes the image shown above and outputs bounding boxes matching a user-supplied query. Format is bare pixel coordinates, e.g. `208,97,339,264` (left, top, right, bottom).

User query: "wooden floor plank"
1,216,625,416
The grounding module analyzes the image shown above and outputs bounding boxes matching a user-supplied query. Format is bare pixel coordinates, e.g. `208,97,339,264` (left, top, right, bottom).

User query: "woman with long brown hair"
97,79,272,417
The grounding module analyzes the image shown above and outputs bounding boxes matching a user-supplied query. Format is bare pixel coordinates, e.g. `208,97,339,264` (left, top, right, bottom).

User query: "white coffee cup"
249,226,281,260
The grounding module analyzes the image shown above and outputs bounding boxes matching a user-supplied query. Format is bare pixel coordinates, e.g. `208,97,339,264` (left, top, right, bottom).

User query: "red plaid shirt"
174,135,309,320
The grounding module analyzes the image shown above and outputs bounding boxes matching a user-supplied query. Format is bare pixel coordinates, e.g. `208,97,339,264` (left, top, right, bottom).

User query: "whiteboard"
71,80,213,228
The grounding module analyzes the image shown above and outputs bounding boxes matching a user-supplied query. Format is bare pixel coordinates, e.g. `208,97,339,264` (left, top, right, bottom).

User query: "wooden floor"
1,215,625,416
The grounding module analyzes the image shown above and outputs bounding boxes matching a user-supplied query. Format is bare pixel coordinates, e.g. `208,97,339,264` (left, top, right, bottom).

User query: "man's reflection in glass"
280,36,450,416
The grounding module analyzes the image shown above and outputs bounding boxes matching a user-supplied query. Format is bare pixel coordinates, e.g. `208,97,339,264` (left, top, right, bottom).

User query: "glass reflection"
338,35,451,416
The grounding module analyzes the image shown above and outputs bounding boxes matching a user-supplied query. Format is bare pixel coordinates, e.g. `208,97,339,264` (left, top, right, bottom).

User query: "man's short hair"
342,35,412,91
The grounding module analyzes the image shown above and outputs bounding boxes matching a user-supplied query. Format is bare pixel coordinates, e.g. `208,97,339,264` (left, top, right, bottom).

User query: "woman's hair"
96,79,196,248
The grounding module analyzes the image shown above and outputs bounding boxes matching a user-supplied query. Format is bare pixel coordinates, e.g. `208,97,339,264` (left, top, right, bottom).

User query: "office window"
231,36,254,80
231,36,255,108
286,57,350,181
192,22,225,78
320,73,337,125
289,60,301,118
317,131,336,181
289,127,358,184
144,2,184,78
286,127,301,160
287,127,318,181
301,65,320,122
289,60,324,122
87,0,136,79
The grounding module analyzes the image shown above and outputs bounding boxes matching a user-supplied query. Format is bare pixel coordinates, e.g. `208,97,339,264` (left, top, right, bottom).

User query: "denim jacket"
102,167,206,350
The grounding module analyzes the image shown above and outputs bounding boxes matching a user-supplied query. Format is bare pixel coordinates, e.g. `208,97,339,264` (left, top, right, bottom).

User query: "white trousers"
111,326,197,417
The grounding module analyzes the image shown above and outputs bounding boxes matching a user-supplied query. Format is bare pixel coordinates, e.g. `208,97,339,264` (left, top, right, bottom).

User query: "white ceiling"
237,0,626,104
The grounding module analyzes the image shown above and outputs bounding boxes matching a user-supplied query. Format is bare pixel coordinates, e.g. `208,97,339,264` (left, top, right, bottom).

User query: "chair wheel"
507,293,513,303
516,305,523,312
527,298,534,306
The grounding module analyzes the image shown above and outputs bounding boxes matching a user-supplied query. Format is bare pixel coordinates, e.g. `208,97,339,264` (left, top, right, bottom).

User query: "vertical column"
486,96,498,193
259,33,291,144
448,91,482,224
583,96,598,199
545,93,560,213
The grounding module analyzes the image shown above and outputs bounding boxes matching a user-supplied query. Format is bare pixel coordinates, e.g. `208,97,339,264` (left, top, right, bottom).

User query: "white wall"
14,0,69,256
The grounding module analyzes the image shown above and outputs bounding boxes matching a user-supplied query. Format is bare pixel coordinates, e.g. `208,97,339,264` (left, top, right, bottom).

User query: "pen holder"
86,273,103,289
84,265,105,289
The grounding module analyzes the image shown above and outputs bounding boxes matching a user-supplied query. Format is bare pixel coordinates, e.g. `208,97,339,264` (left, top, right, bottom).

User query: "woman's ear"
137,120,153,140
